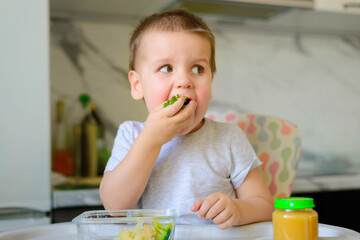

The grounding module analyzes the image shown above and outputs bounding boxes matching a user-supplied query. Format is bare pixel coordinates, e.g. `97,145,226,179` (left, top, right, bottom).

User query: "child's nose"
175,73,193,89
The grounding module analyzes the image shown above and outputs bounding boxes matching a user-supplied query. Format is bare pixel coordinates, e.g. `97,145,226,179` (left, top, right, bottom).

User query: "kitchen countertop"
1,221,360,239
291,172,360,193
52,173,360,209
52,188,101,209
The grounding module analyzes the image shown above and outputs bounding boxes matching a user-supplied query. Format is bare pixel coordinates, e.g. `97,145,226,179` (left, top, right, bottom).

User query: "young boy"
100,8,273,229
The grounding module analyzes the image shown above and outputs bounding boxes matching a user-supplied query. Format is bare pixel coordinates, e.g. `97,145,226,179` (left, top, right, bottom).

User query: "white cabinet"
315,0,360,14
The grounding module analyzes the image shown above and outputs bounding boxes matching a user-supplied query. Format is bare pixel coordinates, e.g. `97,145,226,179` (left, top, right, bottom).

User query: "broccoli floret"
152,221,172,240
163,94,190,109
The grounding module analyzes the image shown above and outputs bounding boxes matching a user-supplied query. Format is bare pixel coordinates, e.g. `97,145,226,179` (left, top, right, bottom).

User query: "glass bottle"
79,94,98,177
53,100,74,176
73,122,82,178
273,197,318,240
90,102,111,176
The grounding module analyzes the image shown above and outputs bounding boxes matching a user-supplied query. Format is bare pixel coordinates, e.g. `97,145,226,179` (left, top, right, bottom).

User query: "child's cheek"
147,95,167,112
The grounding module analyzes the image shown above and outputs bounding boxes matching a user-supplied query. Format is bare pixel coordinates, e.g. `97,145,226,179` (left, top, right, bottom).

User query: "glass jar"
273,197,318,240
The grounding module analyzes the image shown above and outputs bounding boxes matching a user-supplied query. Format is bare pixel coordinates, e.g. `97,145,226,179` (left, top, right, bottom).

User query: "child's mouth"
163,95,192,108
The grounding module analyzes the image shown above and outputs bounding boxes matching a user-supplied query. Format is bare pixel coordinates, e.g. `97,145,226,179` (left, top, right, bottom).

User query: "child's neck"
188,118,205,135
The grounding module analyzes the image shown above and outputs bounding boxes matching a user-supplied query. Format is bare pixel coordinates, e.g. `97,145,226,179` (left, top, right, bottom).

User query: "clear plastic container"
273,197,318,240
72,209,176,240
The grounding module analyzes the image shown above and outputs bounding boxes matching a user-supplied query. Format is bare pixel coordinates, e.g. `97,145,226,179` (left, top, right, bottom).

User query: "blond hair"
129,8,216,73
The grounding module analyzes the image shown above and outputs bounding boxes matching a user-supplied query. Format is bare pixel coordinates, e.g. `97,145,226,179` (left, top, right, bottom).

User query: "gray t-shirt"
105,118,261,224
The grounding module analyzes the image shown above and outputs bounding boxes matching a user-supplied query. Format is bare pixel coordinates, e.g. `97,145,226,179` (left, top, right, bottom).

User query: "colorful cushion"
206,111,302,199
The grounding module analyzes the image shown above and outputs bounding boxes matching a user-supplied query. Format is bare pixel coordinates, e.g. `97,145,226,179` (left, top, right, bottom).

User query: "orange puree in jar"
273,197,318,240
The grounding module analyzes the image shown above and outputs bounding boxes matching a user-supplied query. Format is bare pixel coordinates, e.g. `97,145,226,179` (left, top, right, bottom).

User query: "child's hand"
190,192,240,229
141,96,196,147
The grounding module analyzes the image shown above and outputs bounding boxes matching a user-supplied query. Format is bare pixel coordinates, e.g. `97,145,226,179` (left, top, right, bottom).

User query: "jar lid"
274,197,315,209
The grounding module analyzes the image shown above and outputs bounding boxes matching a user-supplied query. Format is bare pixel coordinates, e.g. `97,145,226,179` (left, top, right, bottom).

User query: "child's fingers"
197,194,220,219
203,201,225,221
171,100,196,123
163,96,185,117
153,102,167,111
216,214,236,230
190,199,204,212
211,207,232,225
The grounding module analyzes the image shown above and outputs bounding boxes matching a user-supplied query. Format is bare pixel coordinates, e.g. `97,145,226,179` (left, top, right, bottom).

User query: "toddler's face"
130,30,213,134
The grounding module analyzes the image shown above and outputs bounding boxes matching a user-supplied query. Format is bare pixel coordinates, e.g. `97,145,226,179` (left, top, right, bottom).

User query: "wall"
50,19,360,177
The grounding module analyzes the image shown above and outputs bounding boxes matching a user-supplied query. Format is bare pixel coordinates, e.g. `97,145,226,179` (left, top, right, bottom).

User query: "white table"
0,221,359,239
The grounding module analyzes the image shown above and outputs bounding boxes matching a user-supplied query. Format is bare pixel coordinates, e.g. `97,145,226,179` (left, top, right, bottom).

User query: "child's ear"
128,70,144,100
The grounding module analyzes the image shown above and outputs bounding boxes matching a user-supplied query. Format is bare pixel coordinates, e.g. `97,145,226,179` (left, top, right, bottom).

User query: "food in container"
72,209,176,240
273,197,318,240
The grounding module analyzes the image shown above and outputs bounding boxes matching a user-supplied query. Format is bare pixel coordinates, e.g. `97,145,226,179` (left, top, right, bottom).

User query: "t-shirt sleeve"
104,121,141,173
230,126,262,189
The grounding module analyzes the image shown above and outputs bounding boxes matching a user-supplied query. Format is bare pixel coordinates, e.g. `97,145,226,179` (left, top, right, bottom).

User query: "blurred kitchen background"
1,0,360,233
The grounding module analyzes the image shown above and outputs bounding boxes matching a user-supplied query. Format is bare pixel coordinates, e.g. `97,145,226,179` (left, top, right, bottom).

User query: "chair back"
206,111,302,199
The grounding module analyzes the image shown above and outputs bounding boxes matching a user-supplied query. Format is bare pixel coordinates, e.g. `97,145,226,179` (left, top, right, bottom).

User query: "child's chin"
178,124,195,136
178,128,191,137
179,119,204,136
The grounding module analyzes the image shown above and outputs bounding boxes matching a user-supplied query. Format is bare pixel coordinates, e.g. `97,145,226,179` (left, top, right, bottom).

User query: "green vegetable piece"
163,94,189,109
152,221,172,240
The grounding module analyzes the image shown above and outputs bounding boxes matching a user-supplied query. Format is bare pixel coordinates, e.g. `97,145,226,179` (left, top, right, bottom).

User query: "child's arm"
190,167,274,229
100,97,196,210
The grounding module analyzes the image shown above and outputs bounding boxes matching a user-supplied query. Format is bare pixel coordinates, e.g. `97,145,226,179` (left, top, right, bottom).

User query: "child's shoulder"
203,118,251,149
119,120,145,128
205,118,246,138
117,120,145,135
206,117,243,132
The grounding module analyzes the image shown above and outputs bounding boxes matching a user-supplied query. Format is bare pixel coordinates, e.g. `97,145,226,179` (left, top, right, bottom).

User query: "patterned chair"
206,111,302,199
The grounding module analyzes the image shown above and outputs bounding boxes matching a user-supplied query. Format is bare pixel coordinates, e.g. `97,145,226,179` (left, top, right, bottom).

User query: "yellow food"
142,224,156,239
273,209,318,240
119,223,155,240
119,230,134,240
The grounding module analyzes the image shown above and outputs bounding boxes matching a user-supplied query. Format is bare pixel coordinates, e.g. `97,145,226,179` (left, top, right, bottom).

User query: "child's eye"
160,65,173,73
192,65,204,74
